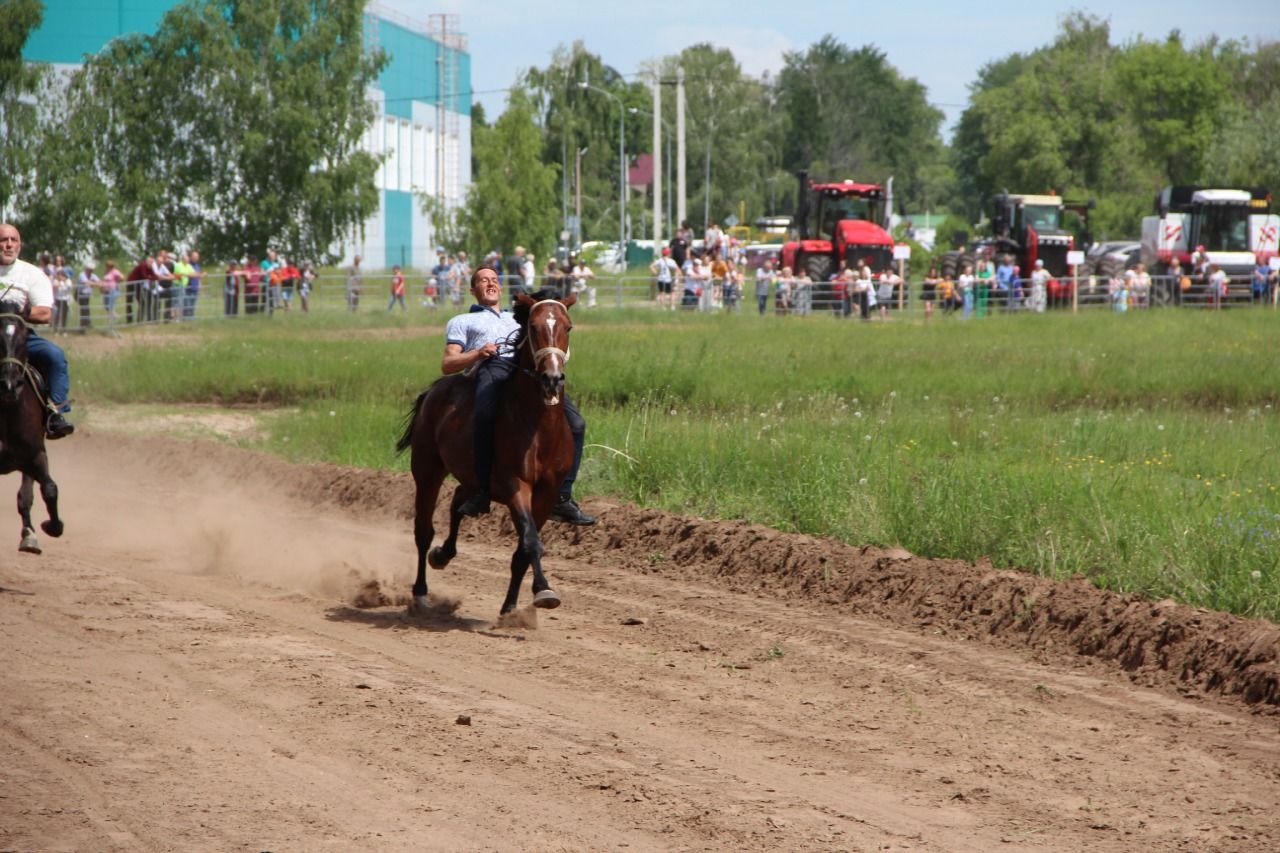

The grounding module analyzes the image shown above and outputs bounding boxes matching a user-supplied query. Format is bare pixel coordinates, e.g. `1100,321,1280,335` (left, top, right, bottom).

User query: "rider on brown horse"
444,266,594,525
0,224,74,440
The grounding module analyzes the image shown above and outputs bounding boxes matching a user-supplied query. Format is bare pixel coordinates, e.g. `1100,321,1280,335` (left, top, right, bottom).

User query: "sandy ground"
2,432,1278,852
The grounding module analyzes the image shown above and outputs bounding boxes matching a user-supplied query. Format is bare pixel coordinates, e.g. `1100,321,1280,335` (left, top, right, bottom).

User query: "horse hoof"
411,594,432,614
428,546,453,569
532,589,561,610
41,520,63,538
19,531,41,554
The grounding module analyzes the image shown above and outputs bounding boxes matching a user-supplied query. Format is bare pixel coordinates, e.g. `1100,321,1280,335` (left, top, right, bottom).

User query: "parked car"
1087,240,1140,278
580,240,626,274
742,243,783,271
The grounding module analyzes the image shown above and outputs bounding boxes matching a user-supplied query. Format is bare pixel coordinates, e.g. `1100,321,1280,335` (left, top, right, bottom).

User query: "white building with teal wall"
22,1,471,271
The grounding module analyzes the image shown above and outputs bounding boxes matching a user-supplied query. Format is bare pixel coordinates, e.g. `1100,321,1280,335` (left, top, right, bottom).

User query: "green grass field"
70,306,1280,621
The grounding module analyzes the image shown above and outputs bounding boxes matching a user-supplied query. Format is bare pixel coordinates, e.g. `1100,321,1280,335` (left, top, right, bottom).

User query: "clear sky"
380,0,1279,137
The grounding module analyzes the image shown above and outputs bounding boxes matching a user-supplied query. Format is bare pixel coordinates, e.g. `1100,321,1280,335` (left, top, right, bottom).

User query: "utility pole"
676,66,686,230
575,147,587,250
652,73,662,251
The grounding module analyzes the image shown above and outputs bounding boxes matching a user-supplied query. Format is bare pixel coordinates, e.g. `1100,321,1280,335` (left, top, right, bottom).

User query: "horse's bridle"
520,300,571,371
0,312,31,371
0,311,40,402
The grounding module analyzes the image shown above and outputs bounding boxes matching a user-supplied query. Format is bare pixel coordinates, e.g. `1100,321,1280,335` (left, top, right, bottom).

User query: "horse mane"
0,299,26,317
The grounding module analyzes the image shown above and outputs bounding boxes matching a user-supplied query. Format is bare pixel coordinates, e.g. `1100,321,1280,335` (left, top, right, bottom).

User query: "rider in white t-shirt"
0,223,75,437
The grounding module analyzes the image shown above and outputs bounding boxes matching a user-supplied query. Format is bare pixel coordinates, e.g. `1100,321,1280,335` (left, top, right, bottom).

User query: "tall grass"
70,308,1280,620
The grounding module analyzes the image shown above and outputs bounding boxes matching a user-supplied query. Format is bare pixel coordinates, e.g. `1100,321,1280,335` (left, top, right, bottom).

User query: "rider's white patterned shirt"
444,304,519,360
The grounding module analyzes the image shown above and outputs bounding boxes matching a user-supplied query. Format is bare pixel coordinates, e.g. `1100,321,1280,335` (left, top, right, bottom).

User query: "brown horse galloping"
0,302,64,554
396,291,576,616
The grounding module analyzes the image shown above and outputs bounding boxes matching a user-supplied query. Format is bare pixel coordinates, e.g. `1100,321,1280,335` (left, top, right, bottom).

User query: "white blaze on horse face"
538,307,563,373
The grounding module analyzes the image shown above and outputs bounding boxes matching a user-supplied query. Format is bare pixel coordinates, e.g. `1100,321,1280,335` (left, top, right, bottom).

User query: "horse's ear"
515,292,535,308
561,292,577,310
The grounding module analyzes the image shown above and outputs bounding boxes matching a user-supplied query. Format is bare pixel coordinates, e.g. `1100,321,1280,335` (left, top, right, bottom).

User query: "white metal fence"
48,272,1280,334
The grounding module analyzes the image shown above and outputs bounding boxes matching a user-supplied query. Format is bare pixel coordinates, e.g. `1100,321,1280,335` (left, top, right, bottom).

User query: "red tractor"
781,170,896,286
942,191,1093,306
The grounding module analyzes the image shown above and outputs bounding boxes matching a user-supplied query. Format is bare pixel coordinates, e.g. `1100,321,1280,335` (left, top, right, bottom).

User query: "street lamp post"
574,146,588,250
579,81,626,271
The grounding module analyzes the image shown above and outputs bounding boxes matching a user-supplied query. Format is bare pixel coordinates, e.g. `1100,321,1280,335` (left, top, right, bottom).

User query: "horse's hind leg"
17,474,40,554
500,547,530,615
411,459,446,613
428,486,466,570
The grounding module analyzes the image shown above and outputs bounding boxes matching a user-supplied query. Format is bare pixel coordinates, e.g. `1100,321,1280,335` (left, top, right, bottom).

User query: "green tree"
1111,33,1229,183
950,14,1171,237
776,36,948,212
1199,40,1280,193
460,90,559,262
670,44,776,230
523,42,648,244
15,72,119,255
47,0,385,261
0,0,45,220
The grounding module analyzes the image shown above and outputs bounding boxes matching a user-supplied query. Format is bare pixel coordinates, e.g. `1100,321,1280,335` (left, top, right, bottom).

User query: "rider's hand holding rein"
442,340,499,375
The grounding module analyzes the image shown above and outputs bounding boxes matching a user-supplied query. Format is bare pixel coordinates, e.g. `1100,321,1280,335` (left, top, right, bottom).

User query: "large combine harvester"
1140,185,1278,304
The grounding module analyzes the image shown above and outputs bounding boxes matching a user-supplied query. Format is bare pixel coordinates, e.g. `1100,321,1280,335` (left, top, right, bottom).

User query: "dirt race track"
2,432,1279,852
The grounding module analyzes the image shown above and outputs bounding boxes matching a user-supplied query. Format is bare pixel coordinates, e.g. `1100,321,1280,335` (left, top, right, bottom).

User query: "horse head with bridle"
397,288,577,616
0,300,64,554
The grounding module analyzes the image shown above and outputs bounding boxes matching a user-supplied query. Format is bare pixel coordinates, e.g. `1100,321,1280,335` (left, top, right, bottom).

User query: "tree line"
3,4,1277,266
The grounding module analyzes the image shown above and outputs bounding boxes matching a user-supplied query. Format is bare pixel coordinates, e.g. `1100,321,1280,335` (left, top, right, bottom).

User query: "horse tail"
395,389,430,456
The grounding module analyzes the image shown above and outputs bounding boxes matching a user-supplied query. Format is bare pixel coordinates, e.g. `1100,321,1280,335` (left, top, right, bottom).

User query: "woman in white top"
1130,263,1151,309
858,264,876,321
571,260,595,308
958,263,977,318
876,271,896,320
793,270,812,316
775,267,793,315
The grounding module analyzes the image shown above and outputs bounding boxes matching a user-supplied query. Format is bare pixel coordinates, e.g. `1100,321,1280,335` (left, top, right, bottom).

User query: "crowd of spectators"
39,249,206,332
224,250,317,316
35,236,1278,332
650,221,913,320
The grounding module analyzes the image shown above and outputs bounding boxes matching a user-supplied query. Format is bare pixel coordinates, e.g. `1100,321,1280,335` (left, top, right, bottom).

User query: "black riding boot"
550,394,595,525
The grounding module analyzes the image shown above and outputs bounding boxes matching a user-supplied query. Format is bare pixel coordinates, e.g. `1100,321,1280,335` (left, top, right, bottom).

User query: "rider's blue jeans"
27,330,70,412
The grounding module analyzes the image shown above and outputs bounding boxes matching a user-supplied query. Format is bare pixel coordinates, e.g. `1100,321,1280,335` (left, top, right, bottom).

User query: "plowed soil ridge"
138,434,1279,713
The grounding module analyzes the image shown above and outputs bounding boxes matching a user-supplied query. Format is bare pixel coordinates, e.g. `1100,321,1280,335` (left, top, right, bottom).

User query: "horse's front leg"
505,491,560,612
17,474,40,553
35,463,62,540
